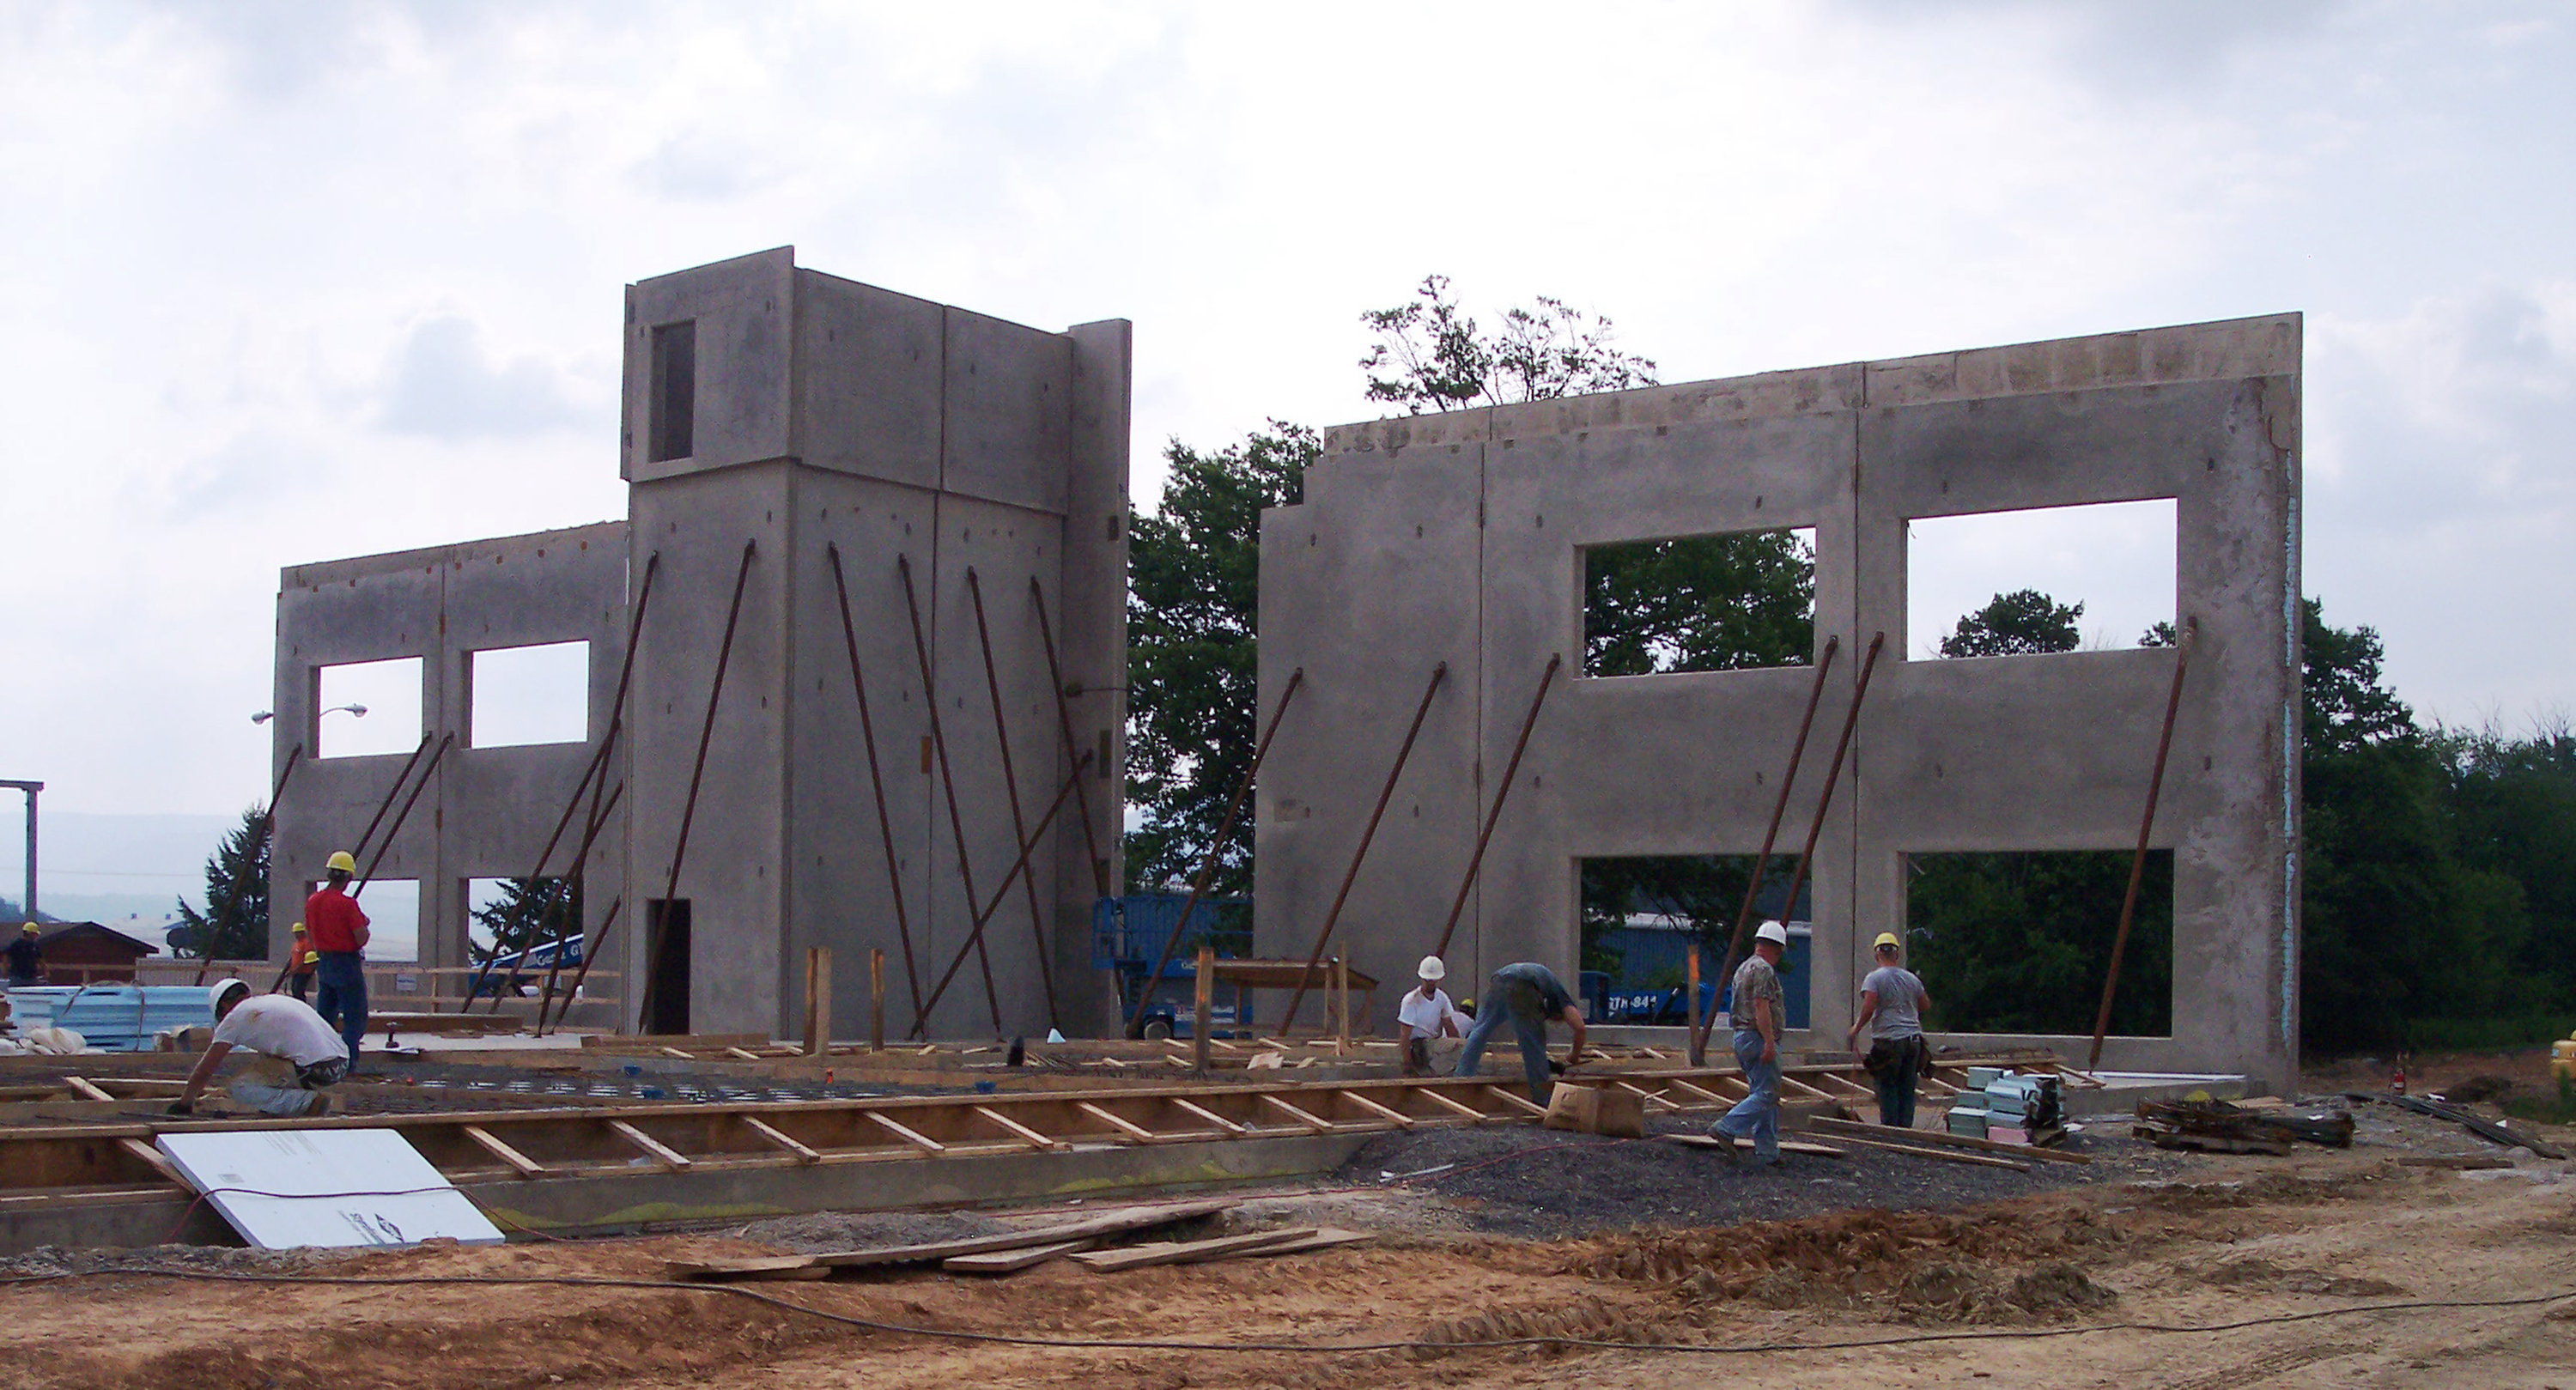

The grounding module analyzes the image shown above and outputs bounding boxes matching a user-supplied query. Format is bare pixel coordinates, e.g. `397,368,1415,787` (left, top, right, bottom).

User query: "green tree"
1124,422,1316,895
1908,849,2174,1036
1940,588,2084,658
1359,275,1657,414
1585,533,1815,677
173,805,268,961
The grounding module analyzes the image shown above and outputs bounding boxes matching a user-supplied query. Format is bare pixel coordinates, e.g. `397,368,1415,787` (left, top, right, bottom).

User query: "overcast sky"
3,1,2571,869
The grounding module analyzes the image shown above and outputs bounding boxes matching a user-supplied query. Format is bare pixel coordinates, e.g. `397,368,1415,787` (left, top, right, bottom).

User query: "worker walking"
1710,921,1790,1166
284,924,318,1003
1454,961,1588,1104
171,980,349,1118
4,923,42,986
1396,955,1466,1076
1848,931,1932,1129
305,851,371,1070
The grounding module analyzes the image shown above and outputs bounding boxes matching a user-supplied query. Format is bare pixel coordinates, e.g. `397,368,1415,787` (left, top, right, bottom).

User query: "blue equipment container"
4,984,234,1052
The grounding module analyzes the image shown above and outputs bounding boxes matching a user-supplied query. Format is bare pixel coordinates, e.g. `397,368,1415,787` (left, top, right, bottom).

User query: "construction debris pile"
2133,1098,2355,1154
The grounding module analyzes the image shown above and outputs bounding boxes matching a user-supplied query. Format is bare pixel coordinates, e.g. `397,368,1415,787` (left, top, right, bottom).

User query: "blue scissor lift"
1092,893,1254,1039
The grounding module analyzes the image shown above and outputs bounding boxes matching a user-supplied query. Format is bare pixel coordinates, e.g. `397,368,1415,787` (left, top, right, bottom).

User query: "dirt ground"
7,1061,2576,1388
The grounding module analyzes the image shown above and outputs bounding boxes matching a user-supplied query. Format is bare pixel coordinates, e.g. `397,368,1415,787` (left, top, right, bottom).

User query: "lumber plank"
1482,1085,1550,1118
1259,1094,1335,1133
1664,1077,1739,1106
741,1116,822,1163
1067,1227,1315,1272
666,1254,823,1280
62,1077,115,1102
812,1198,1236,1269
1662,1133,1848,1159
1819,1130,2032,1170
1415,1088,1494,1123
1253,1227,1373,1257
940,1238,1097,1274
1336,1090,1416,1127
1075,1101,1159,1142
118,1137,188,1186
971,1105,1062,1150
863,1110,947,1155
1612,1080,1682,1112
462,1123,551,1178
1806,1114,2090,1164
607,1119,693,1169
1169,1096,1248,1135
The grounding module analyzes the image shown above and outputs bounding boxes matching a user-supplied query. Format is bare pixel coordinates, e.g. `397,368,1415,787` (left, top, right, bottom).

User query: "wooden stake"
805,947,832,1057
1686,947,1702,1043
1193,945,1213,1075
869,948,886,1053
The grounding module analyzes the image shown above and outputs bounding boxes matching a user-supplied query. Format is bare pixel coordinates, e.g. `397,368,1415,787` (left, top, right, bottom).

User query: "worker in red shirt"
304,851,372,1070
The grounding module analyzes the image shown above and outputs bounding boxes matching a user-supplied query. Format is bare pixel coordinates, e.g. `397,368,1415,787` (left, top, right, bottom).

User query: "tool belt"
1862,1035,1928,1079
295,1057,348,1090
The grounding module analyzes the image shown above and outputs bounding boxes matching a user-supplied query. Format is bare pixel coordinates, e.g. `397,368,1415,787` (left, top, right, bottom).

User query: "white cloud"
374,315,594,440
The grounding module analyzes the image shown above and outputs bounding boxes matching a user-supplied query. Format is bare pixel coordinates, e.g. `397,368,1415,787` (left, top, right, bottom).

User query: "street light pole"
0,780,39,922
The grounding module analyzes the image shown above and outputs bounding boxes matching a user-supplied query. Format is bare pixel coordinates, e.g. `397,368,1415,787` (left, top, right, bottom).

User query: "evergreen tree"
173,805,269,961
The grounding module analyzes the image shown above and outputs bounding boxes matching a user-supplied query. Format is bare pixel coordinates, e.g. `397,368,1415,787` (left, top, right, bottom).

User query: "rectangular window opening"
314,657,425,759
649,320,696,463
466,876,581,995
1577,854,1809,1027
1907,499,2177,660
1904,849,2173,1038
1581,527,1816,678
469,640,590,748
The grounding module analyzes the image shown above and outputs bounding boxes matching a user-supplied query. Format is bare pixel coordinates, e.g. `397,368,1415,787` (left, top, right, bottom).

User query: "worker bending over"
1395,955,1466,1076
1709,921,1790,1166
1454,961,1587,1104
1847,931,1932,1128
173,980,349,1118
305,850,371,1068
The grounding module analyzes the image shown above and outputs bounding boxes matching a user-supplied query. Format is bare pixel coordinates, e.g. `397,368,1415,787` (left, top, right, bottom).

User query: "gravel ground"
1332,1115,2188,1240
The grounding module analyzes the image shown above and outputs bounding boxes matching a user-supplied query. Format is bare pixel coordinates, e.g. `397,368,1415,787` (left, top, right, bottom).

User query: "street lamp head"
250,711,274,725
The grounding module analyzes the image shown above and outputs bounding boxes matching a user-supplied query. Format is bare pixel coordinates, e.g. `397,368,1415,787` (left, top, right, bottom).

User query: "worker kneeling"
171,980,349,1119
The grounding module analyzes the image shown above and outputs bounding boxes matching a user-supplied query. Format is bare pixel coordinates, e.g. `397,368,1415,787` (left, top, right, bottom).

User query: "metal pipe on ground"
1125,669,1305,1039
2089,618,2196,1071
1278,662,1448,1034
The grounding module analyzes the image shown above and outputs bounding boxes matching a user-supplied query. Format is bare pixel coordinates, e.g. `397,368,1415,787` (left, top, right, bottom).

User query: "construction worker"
1709,921,1790,1166
1395,955,1466,1076
284,925,317,1003
171,979,348,1118
1848,931,1932,1129
304,851,371,1069
1454,962,1587,1104
4,922,41,986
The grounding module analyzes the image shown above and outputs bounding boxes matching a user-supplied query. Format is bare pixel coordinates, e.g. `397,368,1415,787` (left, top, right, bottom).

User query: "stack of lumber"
1803,1114,2088,1172
664,1198,1370,1282
2133,1098,2354,1154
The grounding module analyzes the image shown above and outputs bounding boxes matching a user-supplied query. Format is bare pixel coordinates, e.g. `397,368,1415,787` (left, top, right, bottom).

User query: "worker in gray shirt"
1454,962,1588,1104
1847,931,1932,1128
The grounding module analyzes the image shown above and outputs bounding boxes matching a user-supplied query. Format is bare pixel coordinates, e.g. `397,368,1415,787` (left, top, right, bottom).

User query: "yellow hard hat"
1873,932,1901,951
19,922,35,935
325,851,357,874
291,922,307,935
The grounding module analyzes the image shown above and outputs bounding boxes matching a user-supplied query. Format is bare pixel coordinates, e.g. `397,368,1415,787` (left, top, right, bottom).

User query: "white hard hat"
1754,920,1789,948
1417,955,1445,981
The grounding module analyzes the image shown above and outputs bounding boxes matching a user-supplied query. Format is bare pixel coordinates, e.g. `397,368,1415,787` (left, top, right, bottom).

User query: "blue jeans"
228,1077,327,1116
1871,1036,1923,1129
1713,1029,1780,1158
313,952,368,1067
1455,979,1553,1104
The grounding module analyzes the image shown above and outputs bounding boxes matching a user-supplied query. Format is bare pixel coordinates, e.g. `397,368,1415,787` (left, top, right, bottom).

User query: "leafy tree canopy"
1939,588,2084,658
1359,275,1657,414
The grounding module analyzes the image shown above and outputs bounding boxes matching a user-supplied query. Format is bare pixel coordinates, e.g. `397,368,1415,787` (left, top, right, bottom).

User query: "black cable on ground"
3,1266,2567,1358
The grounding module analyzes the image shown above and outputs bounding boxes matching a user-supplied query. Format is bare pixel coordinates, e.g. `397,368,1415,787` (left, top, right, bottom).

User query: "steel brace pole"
354,733,453,900
1431,654,1562,962
897,554,1004,1035
966,569,1060,1031
1125,669,1306,1038
913,752,1096,1031
1028,578,1111,897
2090,620,2196,1071
826,543,927,1031
1691,635,1838,1062
639,541,755,1033
1279,662,1448,1034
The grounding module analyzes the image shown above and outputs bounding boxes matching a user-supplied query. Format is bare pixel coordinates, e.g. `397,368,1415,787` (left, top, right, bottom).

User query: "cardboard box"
1543,1084,1647,1138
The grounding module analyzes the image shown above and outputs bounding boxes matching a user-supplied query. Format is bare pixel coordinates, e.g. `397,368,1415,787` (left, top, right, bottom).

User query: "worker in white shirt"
170,979,351,1118
1395,955,1466,1076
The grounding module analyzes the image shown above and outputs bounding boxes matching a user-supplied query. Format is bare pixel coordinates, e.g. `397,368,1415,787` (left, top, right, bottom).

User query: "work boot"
1704,1122,1741,1165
